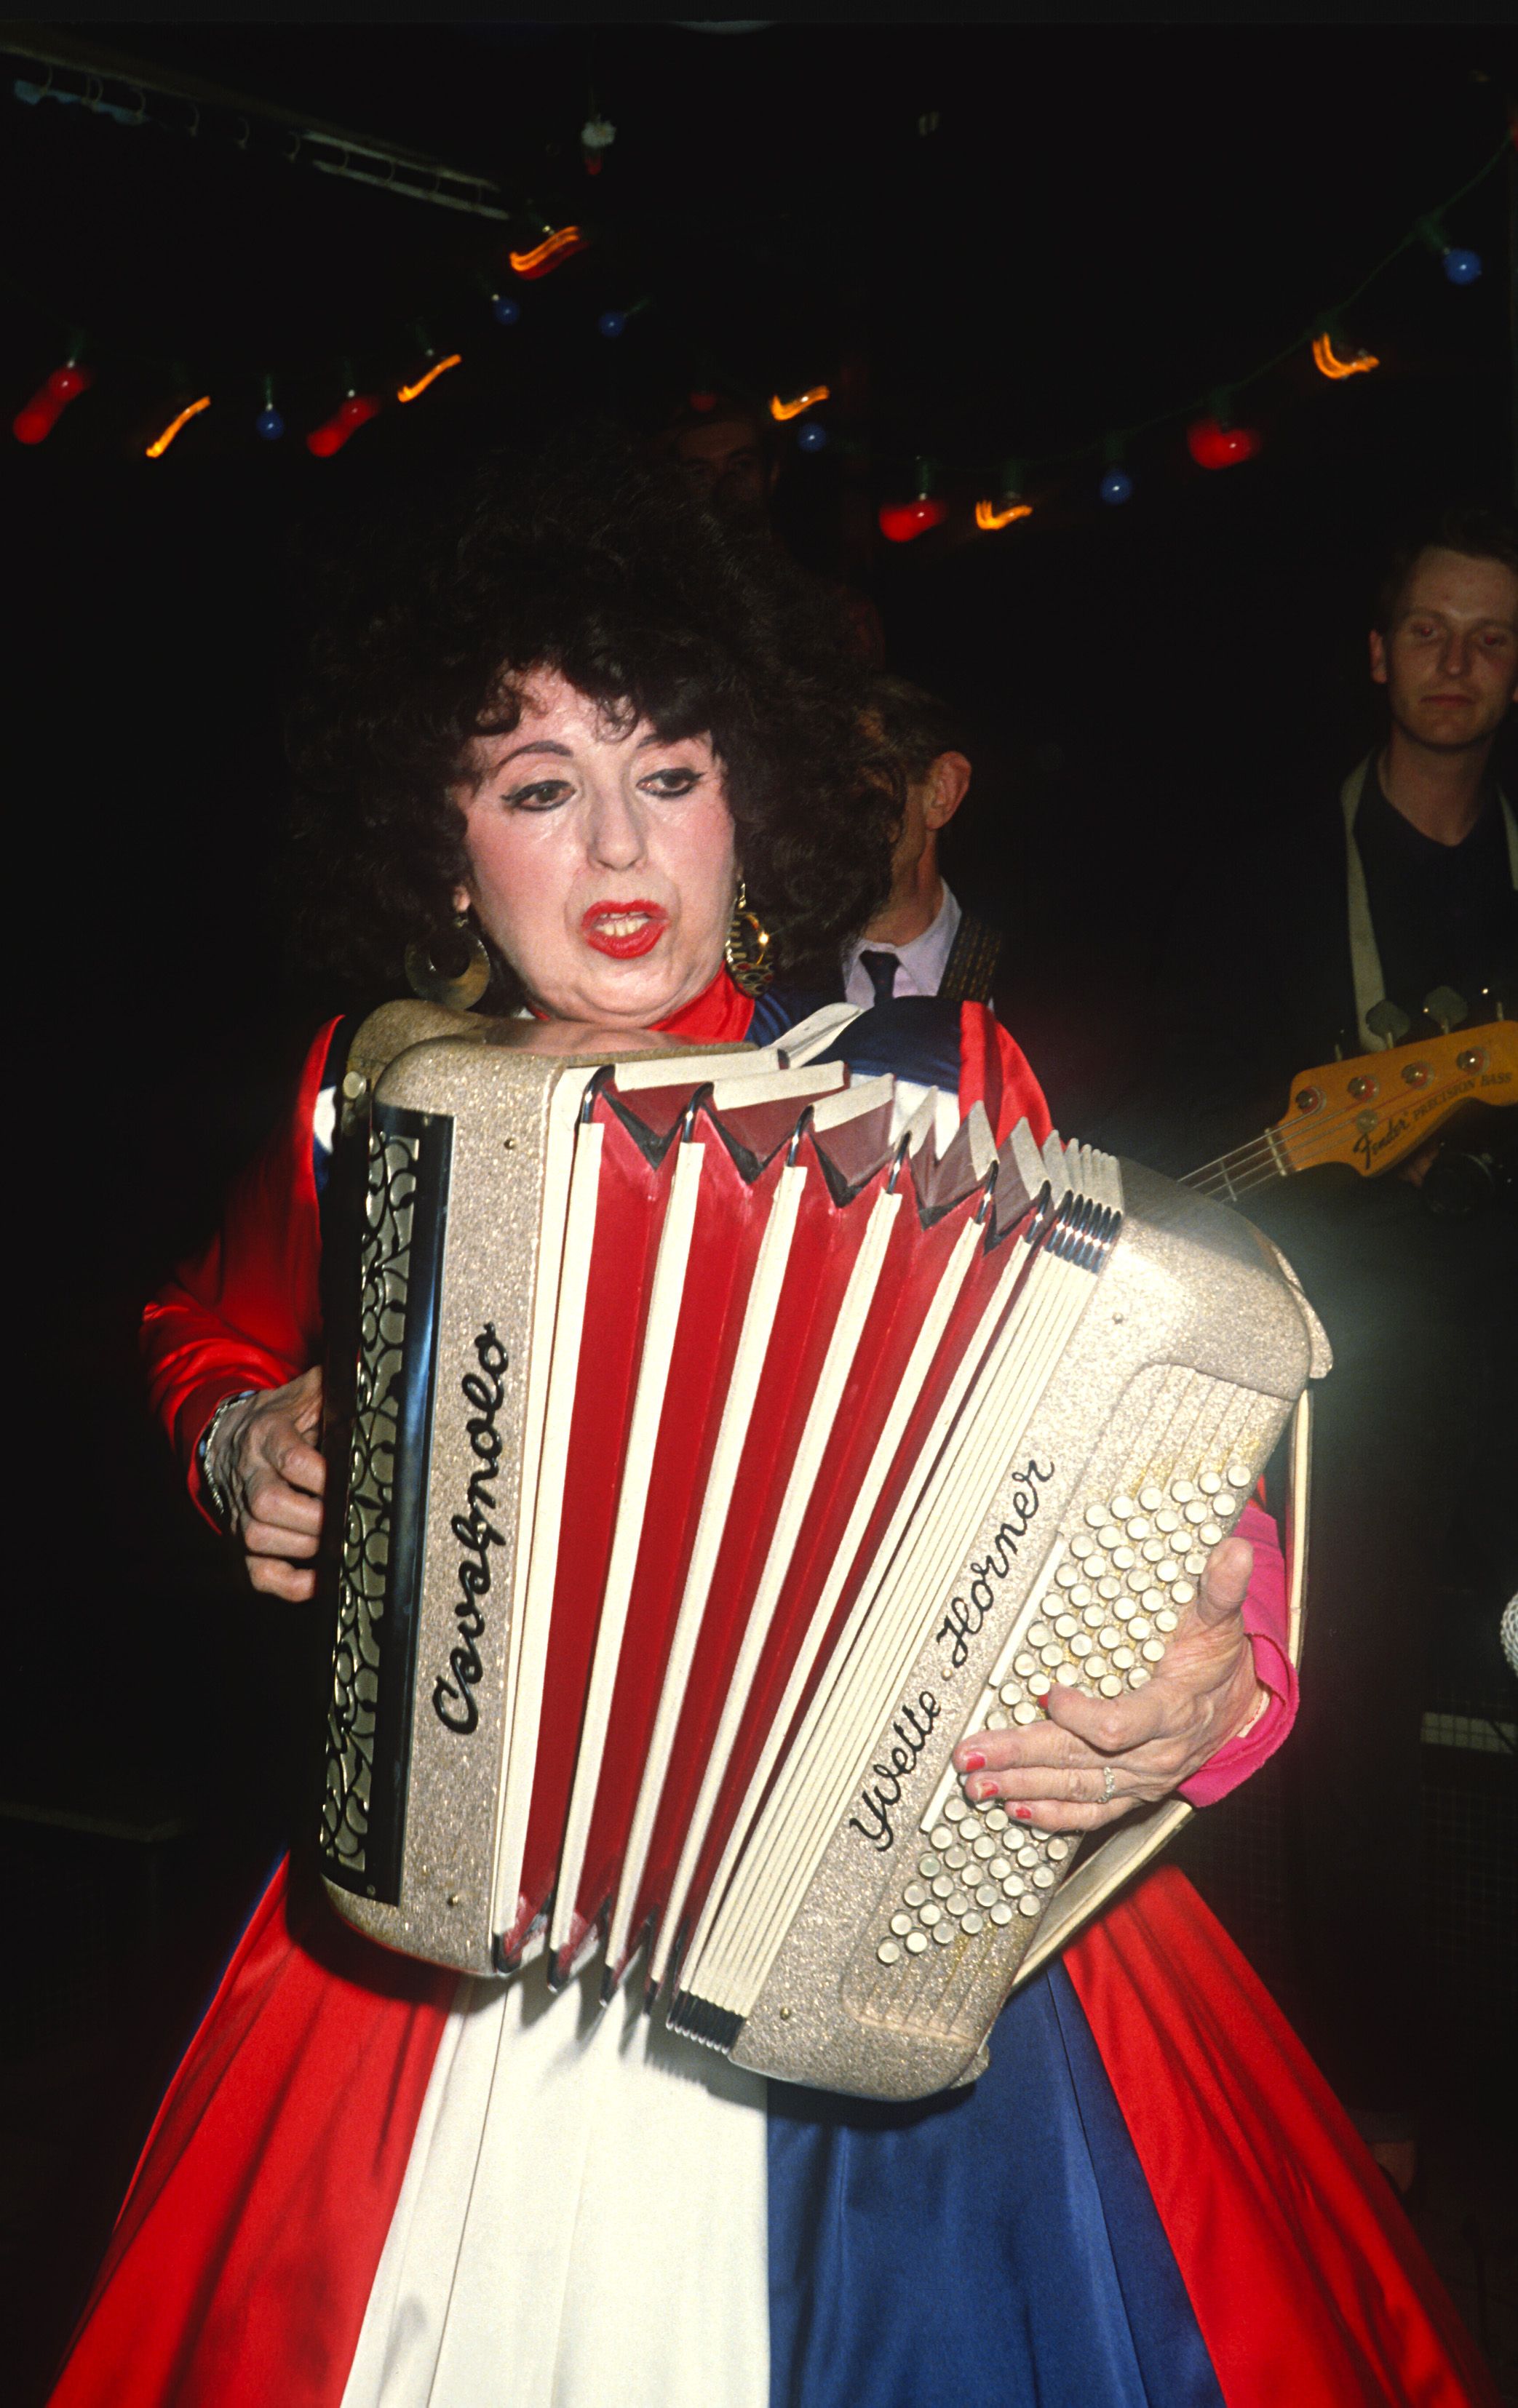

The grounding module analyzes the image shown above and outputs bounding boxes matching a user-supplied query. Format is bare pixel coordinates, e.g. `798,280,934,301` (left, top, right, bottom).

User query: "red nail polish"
960,1750,986,1773
1014,1806,1033,1822
975,1777,999,1802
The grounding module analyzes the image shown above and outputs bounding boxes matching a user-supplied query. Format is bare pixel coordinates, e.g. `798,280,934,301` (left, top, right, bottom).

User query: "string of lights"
872,127,1514,540
6,59,1511,524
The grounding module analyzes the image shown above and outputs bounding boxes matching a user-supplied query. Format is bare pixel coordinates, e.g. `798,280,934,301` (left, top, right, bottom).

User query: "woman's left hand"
952,1534,1263,1832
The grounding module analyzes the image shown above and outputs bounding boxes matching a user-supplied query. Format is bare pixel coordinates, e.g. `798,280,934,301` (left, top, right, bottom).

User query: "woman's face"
453,669,738,1026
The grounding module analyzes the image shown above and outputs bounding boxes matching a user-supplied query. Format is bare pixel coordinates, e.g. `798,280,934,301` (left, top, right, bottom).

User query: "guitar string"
1184,1062,1485,1197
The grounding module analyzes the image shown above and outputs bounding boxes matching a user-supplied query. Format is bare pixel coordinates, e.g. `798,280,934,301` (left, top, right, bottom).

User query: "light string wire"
1012,131,1513,480
4,81,1511,468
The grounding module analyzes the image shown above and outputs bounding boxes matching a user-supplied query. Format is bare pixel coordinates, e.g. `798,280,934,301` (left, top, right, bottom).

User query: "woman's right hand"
204,1368,326,1600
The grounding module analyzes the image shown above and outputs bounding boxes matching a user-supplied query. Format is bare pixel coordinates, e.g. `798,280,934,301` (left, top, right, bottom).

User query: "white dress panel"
341,1952,771,2408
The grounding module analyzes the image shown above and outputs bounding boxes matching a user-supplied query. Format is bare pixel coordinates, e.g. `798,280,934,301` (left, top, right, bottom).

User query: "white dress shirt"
842,882,962,1010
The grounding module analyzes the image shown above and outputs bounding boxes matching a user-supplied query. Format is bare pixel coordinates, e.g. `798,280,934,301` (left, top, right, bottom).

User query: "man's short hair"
865,675,967,781
1372,507,1518,631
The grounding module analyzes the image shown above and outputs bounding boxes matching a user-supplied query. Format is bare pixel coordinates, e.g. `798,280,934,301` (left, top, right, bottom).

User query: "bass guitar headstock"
1276,1018,1517,1179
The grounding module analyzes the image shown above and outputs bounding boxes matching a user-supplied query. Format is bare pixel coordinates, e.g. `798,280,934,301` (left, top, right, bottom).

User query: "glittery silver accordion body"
317,1001,1327,2102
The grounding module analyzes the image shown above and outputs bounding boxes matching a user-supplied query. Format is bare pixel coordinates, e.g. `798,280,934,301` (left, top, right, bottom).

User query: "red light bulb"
12,361,94,446
1186,415,1262,471
306,392,383,458
878,495,950,543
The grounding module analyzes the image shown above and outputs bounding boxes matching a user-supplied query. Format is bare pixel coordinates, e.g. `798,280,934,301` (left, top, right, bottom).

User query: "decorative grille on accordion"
318,1002,1323,2100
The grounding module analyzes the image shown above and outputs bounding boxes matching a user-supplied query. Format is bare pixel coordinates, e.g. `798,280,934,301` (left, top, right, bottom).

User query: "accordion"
318,1000,1325,2101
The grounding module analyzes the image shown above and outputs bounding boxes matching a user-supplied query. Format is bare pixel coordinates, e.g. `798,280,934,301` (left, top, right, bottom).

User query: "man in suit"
845,677,1004,1009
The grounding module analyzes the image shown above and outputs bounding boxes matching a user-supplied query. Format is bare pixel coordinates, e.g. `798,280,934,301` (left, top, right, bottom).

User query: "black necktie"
859,949,899,1007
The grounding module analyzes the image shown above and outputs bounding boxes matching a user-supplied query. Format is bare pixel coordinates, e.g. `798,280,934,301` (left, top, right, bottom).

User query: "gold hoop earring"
723,879,773,997
405,913,492,1011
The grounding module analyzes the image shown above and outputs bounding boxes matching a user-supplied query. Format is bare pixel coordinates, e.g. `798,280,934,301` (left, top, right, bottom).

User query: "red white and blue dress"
49,976,1495,2408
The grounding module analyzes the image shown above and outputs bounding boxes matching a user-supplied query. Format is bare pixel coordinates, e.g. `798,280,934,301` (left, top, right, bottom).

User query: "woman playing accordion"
50,440,1495,2408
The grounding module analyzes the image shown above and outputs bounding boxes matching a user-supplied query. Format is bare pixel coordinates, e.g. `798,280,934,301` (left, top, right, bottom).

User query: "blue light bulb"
1099,467,1133,505
256,404,285,442
492,294,521,326
598,309,627,340
798,420,827,453
1442,247,1482,287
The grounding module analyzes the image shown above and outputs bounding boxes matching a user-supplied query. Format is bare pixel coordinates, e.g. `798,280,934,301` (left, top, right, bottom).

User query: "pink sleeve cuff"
1175,1498,1297,1809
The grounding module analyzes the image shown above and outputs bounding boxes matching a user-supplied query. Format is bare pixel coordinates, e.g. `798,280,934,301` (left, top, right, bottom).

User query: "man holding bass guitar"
1097,508,1517,2193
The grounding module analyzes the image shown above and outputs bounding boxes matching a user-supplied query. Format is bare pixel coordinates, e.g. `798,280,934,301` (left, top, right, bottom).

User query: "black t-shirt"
1355,761,1517,1024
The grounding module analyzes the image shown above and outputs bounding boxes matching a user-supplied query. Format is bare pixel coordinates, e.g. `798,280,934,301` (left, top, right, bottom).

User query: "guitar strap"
1339,754,1518,1050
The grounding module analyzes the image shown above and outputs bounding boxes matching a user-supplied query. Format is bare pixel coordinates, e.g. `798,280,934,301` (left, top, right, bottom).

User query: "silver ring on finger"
1102,1766,1116,1806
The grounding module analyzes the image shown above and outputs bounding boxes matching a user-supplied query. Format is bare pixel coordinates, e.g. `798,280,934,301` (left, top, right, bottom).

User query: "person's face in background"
1370,548,1518,754
673,411,776,530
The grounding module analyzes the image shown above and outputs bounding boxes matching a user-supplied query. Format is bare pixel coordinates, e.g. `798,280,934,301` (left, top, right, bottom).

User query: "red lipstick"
581,899,667,959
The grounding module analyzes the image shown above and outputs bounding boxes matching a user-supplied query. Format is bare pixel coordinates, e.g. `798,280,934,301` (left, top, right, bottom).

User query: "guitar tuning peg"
1423,984,1468,1034
1366,999,1412,1049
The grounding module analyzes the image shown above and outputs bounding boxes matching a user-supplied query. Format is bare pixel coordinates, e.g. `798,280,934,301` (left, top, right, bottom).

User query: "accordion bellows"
319,1002,1324,2100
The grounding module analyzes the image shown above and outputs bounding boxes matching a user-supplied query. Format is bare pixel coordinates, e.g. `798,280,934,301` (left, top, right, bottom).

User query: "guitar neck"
1180,1129,1293,1201
1177,1016,1513,1198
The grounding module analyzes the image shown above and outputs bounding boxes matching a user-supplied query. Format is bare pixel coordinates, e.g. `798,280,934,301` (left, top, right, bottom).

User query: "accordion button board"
317,1004,1325,2103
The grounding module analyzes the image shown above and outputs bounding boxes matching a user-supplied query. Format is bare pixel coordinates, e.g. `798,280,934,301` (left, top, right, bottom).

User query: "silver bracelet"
197,1389,258,1532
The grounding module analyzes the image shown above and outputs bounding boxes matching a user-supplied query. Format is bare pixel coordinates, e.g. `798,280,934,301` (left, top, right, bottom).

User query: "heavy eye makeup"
637,764,705,797
495,761,706,812
500,778,573,811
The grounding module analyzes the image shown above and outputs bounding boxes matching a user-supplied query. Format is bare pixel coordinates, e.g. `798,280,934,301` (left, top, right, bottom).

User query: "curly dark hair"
289,426,900,1008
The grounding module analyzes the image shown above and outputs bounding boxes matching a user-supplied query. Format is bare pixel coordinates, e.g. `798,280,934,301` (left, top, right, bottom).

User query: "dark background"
3,19,1515,2396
